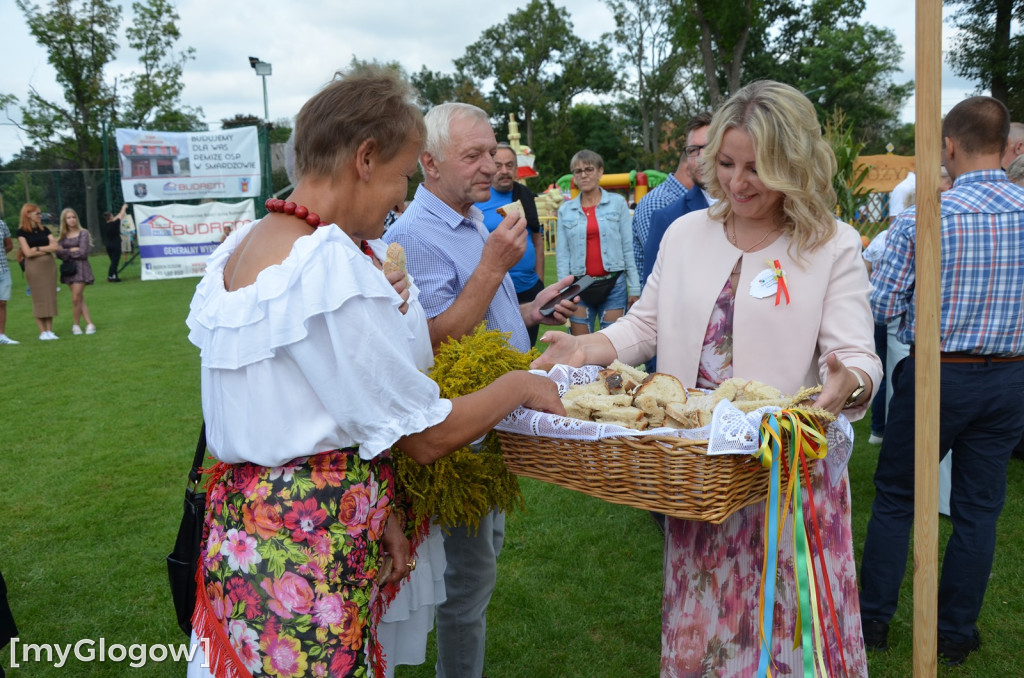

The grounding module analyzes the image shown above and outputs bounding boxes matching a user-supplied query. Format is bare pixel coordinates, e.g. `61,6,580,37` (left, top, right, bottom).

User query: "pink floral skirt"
661,465,868,677
193,449,395,678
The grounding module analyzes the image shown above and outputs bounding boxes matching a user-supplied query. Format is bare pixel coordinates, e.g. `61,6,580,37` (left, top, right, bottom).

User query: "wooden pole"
914,0,942,675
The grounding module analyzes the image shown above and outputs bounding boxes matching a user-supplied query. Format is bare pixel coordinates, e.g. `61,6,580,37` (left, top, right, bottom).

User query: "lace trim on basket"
497,364,854,477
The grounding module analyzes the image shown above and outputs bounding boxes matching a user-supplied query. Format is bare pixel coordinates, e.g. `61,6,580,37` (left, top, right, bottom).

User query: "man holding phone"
384,102,576,678
476,143,546,345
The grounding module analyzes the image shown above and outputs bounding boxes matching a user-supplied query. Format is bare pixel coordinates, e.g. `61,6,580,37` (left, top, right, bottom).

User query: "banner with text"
135,201,254,280
115,127,261,202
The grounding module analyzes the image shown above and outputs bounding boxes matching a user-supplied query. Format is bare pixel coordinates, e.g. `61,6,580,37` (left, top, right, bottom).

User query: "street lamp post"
248,56,272,122
248,57,274,213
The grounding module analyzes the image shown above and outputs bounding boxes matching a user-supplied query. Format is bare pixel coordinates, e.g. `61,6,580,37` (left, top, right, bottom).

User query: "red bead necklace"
264,198,323,227
264,198,375,257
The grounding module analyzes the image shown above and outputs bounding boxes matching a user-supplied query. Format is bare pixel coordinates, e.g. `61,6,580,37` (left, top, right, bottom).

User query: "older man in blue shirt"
384,102,574,678
859,96,1024,667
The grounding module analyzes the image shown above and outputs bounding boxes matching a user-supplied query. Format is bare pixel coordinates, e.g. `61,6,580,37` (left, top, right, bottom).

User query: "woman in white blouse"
185,66,563,678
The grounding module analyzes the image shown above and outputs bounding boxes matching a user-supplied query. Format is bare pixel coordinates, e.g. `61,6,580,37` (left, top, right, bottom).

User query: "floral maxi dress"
660,275,869,677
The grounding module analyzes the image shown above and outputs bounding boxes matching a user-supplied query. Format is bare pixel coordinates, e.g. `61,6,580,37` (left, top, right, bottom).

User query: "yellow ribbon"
755,409,833,677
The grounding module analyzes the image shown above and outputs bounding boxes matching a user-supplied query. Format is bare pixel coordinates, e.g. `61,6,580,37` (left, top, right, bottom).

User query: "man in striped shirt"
859,96,1024,667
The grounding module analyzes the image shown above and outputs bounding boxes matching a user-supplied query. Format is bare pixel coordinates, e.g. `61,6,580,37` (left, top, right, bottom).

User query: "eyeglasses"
572,166,598,177
683,145,706,158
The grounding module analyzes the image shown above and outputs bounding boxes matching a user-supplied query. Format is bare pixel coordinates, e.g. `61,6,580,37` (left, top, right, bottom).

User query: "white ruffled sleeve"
285,294,452,460
187,222,452,466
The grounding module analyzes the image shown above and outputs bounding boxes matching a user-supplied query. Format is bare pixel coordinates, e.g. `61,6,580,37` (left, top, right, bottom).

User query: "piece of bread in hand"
382,242,410,287
563,380,612,401
561,397,593,421
496,200,524,218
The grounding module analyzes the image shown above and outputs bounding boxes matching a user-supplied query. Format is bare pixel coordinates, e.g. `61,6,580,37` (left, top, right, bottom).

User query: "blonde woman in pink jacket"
535,80,882,677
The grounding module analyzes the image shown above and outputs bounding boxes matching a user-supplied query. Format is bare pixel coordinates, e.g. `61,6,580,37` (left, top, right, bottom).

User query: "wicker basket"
496,430,779,524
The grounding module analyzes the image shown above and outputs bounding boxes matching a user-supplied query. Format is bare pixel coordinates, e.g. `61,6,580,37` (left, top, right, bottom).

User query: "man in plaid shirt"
859,96,1024,667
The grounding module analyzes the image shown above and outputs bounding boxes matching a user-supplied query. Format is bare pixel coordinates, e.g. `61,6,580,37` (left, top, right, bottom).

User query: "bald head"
941,97,1009,180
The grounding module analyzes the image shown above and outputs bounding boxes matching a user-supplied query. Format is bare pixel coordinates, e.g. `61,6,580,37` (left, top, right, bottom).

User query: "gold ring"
407,559,416,571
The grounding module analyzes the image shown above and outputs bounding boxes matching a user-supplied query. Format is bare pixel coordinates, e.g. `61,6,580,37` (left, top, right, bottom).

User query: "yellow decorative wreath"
393,324,539,533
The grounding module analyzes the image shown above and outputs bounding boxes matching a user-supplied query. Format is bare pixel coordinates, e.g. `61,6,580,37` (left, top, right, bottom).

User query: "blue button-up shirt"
384,184,530,352
631,174,685,276
871,169,1024,355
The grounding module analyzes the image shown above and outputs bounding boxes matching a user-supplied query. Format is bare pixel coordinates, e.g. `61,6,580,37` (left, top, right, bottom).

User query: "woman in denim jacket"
556,149,640,334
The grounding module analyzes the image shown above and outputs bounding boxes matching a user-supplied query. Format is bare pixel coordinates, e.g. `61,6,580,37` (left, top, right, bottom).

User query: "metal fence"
0,167,124,236
0,127,284,245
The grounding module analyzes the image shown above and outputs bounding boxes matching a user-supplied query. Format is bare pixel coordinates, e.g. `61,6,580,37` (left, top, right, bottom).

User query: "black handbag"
167,423,207,637
60,259,76,277
578,271,622,308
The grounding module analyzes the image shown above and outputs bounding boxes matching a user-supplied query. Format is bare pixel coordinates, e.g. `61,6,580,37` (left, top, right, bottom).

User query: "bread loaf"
557,365,813,433
382,242,410,287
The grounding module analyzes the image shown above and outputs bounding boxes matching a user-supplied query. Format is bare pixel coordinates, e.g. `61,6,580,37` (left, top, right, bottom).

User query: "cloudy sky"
0,0,977,162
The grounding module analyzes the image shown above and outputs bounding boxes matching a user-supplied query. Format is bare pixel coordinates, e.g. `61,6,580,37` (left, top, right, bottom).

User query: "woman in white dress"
185,66,563,678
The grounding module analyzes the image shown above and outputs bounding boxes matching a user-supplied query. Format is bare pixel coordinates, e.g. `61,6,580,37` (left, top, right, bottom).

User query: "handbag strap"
188,422,207,490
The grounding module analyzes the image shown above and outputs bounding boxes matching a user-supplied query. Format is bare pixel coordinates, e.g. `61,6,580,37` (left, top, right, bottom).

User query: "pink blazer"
603,210,882,420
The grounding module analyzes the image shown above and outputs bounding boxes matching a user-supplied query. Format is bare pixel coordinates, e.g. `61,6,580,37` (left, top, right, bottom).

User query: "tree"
605,0,699,169
120,0,205,131
945,0,1024,116
744,0,914,147
221,114,263,130
825,109,871,223
455,0,617,147
268,118,293,145
669,0,788,106
9,0,202,238
410,67,488,111
221,114,290,143
667,0,911,147
14,0,121,238
531,102,631,181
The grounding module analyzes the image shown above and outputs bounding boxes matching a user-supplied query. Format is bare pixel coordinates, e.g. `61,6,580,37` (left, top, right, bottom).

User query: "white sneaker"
48,331,59,340
868,433,884,445
0,334,19,345
40,332,50,341
85,324,96,335
72,325,83,335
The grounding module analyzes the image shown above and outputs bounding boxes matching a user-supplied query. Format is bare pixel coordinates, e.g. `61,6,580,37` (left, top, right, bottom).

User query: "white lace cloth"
495,364,854,481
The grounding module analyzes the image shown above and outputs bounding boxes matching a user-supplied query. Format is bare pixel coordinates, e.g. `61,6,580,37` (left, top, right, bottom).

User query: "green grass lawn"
0,252,1022,676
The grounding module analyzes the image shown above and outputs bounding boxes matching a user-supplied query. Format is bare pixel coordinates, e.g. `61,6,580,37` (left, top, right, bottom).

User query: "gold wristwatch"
843,369,866,409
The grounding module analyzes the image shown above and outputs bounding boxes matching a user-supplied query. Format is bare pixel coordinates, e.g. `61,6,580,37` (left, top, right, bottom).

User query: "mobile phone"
539,275,595,316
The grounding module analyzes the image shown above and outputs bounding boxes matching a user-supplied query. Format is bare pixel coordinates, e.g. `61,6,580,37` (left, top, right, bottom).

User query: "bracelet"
842,369,866,409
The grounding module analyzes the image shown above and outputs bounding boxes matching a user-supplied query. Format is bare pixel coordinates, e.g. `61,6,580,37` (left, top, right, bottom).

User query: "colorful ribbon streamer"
754,410,840,677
